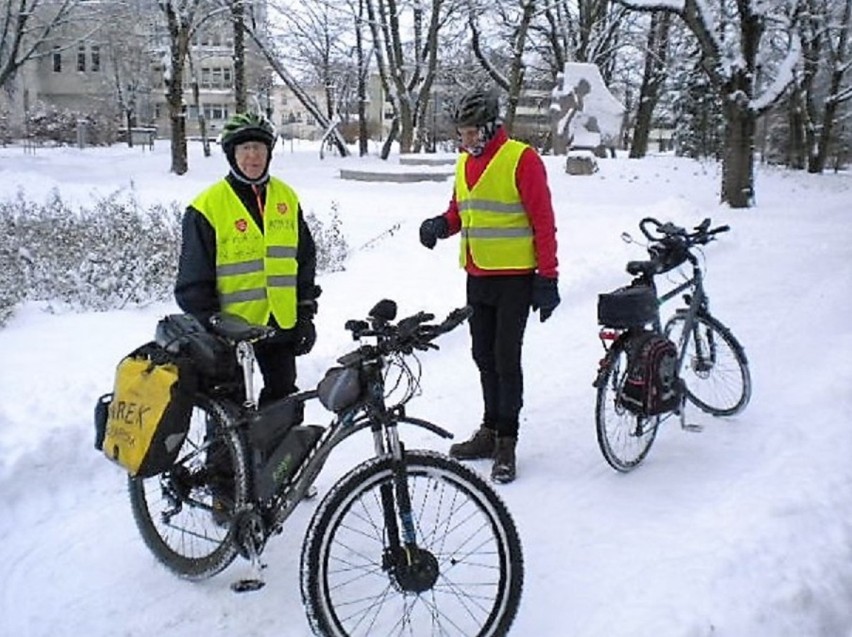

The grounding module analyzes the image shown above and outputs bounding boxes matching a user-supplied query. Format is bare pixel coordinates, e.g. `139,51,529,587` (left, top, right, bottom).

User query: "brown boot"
449,426,496,460
491,436,517,484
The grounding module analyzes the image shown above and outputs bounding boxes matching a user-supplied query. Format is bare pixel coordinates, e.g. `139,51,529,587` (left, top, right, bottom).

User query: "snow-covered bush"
0,190,349,327
306,201,348,273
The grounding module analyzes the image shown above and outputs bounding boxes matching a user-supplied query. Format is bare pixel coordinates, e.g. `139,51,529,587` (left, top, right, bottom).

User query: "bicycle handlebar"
625,217,730,278
338,304,473,366
639,217,729,246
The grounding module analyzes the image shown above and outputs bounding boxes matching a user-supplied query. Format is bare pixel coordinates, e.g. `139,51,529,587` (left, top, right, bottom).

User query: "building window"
77,44,86,72
53,47,62,73
91,45,100,72
203,103,229,121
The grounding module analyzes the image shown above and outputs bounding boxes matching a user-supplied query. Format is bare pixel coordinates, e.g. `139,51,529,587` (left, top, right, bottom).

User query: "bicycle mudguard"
396,416,454,440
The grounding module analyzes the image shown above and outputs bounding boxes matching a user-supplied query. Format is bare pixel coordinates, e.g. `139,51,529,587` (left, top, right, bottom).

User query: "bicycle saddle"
208,312,275,342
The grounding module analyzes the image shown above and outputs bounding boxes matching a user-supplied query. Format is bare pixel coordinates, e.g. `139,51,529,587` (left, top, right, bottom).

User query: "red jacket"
443,127,559,279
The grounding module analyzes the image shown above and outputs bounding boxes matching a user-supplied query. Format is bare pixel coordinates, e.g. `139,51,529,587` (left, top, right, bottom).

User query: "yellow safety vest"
456,139,536,270
192,177,300,328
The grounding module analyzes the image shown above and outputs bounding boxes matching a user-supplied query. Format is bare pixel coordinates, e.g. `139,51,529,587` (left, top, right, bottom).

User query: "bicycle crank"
230,509,268,593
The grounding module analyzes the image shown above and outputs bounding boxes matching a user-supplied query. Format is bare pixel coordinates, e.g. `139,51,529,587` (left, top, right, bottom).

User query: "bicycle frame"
654,256,709,373
227,336,453,549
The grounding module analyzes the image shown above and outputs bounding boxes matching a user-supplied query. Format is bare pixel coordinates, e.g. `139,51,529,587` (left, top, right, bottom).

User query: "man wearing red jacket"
419,88,560,483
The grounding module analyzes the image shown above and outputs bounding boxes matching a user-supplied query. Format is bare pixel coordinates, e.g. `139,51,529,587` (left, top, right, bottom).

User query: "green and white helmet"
220,112,277,155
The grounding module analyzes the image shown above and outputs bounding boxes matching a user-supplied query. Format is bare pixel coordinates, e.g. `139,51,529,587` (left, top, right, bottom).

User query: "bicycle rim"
665,314,751,416
595,345,659,472
127,396,247,580
301,450,523,637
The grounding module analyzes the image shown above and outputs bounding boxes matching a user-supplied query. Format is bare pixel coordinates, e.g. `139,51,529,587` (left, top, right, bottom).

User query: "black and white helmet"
452,88,501,128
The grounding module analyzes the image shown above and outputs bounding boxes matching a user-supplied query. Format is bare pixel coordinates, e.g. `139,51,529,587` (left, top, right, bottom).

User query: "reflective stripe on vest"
456,139,536,270
192,178,300,328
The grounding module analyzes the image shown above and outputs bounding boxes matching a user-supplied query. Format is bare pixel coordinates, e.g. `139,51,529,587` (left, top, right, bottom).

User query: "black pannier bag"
155,314,237,382
620,331,682,416
246,396,323,501
96,343,197,477
598,284,658,328
253,424,323,501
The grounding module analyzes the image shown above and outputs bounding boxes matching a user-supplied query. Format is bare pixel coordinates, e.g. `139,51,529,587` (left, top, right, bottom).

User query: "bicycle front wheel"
595,343,659,472
664,313,751,416
127,395,249,580
301,450,523,637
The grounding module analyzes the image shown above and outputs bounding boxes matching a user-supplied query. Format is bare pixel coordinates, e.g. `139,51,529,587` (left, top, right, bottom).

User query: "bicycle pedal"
682,423,704,433
230,578,266,593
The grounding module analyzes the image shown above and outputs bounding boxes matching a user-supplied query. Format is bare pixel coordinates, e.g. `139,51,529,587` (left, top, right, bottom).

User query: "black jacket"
175,173,318,327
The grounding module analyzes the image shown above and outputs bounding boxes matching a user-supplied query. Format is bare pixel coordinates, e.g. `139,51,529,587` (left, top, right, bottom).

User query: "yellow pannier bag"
100,344,196,477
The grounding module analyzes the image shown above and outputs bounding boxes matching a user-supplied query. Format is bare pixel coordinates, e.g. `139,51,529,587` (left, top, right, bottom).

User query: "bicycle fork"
376,425,440,594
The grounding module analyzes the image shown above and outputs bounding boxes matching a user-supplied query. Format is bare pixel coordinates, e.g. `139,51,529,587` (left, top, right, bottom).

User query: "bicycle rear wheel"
301,450,523,637
127,395,249,580
664,313,751,416
595,343,659,472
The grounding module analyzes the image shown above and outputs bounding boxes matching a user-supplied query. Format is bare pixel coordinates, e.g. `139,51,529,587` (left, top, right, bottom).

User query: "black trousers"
254,336,298,405
466,274,533,438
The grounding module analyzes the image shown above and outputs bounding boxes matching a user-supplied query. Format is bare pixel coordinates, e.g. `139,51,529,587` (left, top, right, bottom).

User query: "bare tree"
794,0,852,173
242,22,350,156
467,0,537,133
629,11,671,158
160,0,202,175
0,0,83,90
616,0,802,208
366,0,457,156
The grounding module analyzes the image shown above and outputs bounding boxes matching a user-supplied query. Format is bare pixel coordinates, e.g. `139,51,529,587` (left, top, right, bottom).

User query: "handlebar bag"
620,331,682,416
598,284,658,328
99,343,197,477
318,366,362,413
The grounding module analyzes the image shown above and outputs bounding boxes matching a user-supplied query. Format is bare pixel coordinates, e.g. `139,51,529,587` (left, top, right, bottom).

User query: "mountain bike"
593,217,751,472
127,300,524,636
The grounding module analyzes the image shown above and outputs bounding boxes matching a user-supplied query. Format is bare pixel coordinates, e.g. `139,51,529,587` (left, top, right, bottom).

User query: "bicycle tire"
664,313,751,417
595,342,659,472
300,450,524,637
127,395,249,580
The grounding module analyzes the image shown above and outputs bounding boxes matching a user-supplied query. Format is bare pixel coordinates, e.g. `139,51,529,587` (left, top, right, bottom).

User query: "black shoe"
449,427,496,460
491,437,517,484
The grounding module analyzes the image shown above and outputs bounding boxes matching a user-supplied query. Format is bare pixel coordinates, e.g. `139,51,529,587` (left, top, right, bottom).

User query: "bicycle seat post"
236,340,258,409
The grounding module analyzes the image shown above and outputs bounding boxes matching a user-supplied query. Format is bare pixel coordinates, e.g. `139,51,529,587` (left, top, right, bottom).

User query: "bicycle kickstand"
679,408,704,433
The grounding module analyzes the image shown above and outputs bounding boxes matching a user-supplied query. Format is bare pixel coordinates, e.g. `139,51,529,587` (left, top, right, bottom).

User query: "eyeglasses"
235,141,268,155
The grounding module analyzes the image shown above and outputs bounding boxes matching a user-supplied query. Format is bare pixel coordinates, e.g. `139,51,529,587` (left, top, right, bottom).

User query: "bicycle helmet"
452,88,501,128
452,88,502,156
220,112,277,183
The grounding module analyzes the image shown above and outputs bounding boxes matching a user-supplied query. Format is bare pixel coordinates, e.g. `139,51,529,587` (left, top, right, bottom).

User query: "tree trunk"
629,11,669,158
125,111,134,148
232,0,247,113
787,89,807,170
811,0,851,173
355,2,369,157
381,118,399,159
167,34,189,175
721,99,755,208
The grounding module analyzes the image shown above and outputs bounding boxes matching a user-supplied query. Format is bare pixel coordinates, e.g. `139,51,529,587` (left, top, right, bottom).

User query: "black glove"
294,298,318,356
294,314,316,356
419,215,449,249
531,275,560,323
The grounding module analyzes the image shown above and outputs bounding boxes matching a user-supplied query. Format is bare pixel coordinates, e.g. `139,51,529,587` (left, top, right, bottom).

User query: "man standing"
175,112,320,405
419,88,560,483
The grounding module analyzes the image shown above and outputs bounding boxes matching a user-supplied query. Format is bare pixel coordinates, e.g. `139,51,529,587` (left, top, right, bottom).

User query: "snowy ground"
1,139,851,636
